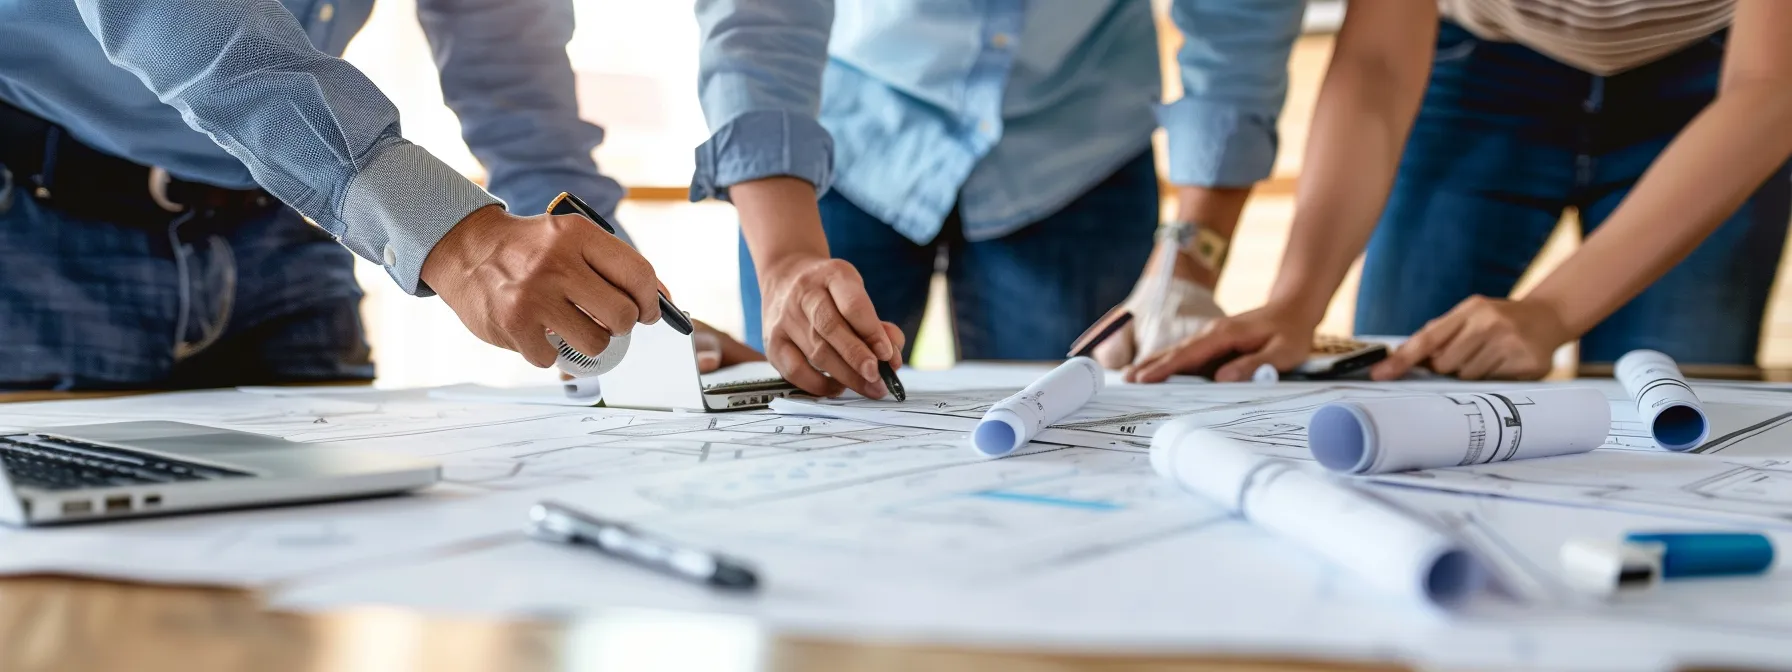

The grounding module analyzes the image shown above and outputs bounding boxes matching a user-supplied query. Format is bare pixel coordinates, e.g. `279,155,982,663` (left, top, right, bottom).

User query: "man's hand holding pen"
421,204,664,368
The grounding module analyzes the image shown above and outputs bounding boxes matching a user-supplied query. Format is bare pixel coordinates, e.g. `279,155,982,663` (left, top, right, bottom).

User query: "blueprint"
12,368,1792,669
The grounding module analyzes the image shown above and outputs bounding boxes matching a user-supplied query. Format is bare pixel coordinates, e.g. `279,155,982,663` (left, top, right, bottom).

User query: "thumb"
1090,322,1136,370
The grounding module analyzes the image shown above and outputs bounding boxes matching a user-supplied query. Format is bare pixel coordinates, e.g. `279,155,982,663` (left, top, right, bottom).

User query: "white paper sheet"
1307,388,1610,474
0,487,522,587
970,357,1104,456
1151,420,1484,608
1617,350,1710,451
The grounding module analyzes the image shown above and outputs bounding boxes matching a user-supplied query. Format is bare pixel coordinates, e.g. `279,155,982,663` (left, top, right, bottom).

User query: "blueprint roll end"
971,413,1024,457
1424,548,1485,608
1308,402,1376,474
1651,403,1708,452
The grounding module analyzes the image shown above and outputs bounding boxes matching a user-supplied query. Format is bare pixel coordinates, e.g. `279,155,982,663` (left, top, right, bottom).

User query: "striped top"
1438,0,1735,75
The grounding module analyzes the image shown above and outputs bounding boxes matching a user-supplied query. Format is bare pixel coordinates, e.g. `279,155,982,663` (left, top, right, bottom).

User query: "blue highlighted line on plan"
970,490,1123,511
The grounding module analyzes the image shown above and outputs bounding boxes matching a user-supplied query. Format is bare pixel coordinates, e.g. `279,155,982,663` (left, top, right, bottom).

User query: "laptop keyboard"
0,434,253,491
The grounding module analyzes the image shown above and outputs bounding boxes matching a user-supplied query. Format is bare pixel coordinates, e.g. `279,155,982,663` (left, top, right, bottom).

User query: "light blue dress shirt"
0,0,621,296
691,0,1307,244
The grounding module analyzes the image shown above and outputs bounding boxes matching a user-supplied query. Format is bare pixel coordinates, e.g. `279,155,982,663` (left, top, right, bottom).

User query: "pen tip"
710,564,760,591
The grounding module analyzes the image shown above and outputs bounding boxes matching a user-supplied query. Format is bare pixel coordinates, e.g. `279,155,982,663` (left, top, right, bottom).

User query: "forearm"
74,0,496,295
1268,7,1433,324
732,177,830,279
1166,185,1251,288
1528,84,1792,335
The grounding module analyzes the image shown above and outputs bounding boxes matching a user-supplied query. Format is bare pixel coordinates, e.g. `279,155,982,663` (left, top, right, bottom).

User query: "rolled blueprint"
1616,349,1709,452
1308,388,1610,475
1151,420,1485,608
971,357,1104,457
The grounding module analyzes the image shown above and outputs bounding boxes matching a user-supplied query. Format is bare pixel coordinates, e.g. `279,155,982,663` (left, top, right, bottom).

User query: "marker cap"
1560,538,1662,596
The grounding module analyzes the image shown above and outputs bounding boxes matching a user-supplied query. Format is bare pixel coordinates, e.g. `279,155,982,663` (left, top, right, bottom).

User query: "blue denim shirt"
0,0,621,296
692,0,1306,244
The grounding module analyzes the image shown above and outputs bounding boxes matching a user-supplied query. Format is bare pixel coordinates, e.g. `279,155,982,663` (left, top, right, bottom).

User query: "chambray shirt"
0,0,621,296
691,0,1307,244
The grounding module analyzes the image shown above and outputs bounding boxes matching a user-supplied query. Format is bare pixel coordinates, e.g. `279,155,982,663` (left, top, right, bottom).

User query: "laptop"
600,320,801,412
0,421,439,526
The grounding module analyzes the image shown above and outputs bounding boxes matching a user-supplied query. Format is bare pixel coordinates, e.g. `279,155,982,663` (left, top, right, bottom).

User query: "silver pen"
527,500,759,591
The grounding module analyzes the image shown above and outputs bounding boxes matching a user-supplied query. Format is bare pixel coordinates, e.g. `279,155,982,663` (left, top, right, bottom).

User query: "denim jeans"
739,150,1159,361
1355,22,1792,365
0,171,373,390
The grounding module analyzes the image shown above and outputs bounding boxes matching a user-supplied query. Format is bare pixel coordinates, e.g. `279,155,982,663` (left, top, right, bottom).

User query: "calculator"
1291,334,1389,378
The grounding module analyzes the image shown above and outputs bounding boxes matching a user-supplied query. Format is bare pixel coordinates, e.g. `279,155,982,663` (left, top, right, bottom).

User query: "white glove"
1091,277,1225,369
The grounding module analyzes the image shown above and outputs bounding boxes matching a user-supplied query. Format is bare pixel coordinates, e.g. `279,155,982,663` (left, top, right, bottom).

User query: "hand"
421,205,662,368
758,256,904,398
692,319,765,373
1370,296,1569,381
1125,304,1318,383
1090,245,1226,369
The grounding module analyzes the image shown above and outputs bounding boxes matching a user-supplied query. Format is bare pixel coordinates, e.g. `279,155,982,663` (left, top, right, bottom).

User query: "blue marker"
1562,532,1774,596
1626,532,1775,579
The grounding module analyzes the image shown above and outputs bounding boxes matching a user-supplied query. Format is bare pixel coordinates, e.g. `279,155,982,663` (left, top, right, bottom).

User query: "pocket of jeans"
1434,23,1479,64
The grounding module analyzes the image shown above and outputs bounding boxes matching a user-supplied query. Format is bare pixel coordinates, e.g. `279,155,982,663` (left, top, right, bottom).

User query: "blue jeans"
0,171,373,390
740,150,1158,360
1356,22,1792,365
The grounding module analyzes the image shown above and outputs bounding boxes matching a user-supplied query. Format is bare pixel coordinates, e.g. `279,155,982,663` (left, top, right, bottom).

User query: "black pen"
1068,309,1134,359
529,500,759,591
548,192,695,336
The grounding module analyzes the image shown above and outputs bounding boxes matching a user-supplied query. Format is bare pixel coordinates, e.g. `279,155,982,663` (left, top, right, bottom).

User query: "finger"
1090,322,1137,370
1456,340,1507,381
807,337,888,399
1129,330,1251,383
564,282,640,336
694,330,724,373
800,290,881,383
505,323,559,369
768,336,842,397
880,322,906,367
1428,319,1492,375
1371,313,1467,380
825,273,895,361
1213,347,1285,383
578,227,662,326
541,302,614,365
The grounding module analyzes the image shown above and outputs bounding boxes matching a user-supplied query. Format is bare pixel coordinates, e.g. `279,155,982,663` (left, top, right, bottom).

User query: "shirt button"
991,33,1011,49
977,120,994,135
382,244,397,267
318,3,334,22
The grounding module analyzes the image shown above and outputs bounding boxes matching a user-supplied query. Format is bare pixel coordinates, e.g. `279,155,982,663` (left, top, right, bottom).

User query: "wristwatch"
1156,220,1230,272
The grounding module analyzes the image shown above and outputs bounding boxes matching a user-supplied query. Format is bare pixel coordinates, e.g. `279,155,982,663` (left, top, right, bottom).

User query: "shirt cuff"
338,140,503,297
1157,98,1280,188
689,110,834,202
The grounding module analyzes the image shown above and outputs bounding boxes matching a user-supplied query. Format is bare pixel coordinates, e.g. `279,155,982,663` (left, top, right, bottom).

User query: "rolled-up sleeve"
1160,0,1306,188
73,0,498,296
418,0,626,232
689,0,836,202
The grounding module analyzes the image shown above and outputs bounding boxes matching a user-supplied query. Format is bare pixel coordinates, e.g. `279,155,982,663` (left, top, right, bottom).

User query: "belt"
0,99,276,230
